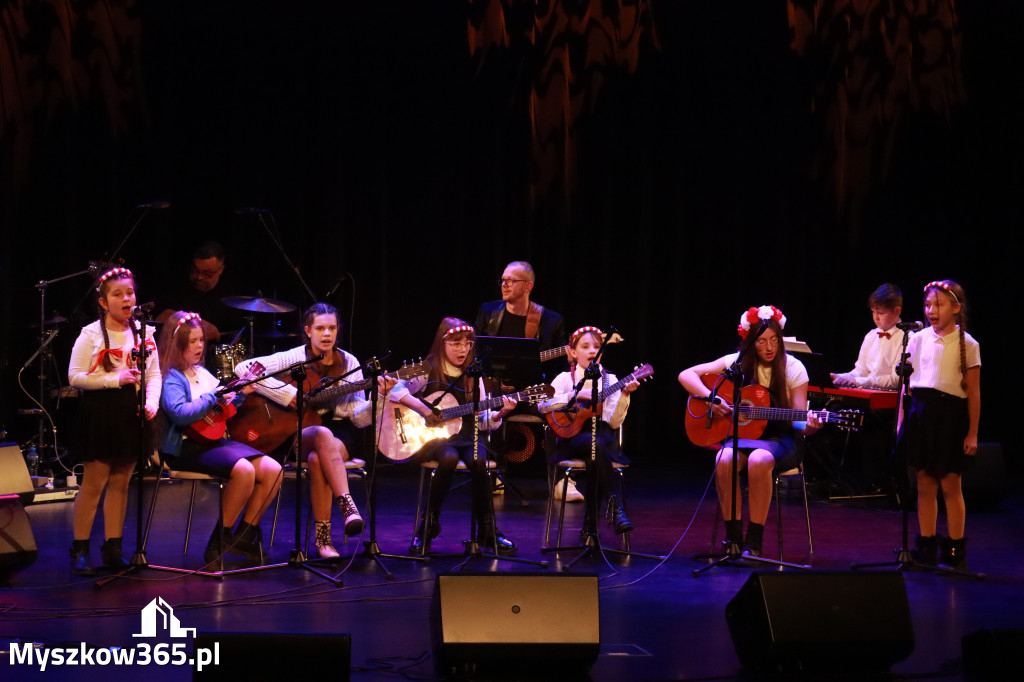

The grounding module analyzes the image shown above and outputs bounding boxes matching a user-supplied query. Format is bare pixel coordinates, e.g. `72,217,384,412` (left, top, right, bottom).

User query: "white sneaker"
554,476,584,502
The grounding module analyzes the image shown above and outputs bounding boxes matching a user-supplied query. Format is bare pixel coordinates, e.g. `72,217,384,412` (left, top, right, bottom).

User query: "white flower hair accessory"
737,305,786,339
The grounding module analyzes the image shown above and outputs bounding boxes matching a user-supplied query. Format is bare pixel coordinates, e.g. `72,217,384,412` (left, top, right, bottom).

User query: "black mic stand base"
691,542,811,578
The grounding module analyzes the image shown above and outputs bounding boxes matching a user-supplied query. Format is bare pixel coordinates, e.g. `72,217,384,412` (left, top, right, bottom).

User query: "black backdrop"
1,1,1018,462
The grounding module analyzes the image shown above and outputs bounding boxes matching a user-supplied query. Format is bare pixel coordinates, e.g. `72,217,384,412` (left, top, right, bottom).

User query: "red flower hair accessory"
96,267,133,291
173,312,202,336
737,305,786,339
923,280,959,304
443,325,474,338
570,326,603,346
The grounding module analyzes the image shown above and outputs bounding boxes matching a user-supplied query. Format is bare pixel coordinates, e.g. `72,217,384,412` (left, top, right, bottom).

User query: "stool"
545,458,631,550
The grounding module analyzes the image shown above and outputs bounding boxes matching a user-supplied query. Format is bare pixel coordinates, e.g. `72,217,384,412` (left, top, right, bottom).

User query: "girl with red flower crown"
678,305,820,557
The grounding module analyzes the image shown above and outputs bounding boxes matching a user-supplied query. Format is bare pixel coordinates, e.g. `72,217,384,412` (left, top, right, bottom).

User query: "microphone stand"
97,313,157,586
544,328,663,568
851,332,984,579
356,358,429,579
452,355,546,569
693,321,811,577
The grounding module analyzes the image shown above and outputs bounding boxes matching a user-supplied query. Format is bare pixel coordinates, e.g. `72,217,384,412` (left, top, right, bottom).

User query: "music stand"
476,336,542,505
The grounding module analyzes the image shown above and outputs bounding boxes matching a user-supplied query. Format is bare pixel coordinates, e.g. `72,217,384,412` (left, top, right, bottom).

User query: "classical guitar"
227,359,428,454
544,364,654,439
378,384,554,462
684,373,863,449
185,361,267,444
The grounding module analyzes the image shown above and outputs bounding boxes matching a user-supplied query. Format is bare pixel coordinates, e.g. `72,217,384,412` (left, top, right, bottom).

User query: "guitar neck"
306,362,426,408
735,405,815,422
539,345,569,363
437,388,533,422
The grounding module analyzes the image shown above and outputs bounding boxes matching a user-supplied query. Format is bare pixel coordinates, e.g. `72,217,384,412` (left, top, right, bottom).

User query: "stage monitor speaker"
0,495,38,582
431,572,600,678
726,571,914,674
193,631,350,680
0,442,34,503
963,628,1024,680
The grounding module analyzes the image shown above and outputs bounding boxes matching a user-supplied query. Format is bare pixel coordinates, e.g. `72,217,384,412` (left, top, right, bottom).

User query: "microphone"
234,207,268,215
131,302,156,318
896,321,924,332
138,201,170,209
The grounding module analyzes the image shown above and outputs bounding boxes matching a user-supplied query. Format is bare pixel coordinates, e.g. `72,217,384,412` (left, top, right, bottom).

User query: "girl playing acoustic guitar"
538,326,643,537
678,305,820,557
157,311,282,565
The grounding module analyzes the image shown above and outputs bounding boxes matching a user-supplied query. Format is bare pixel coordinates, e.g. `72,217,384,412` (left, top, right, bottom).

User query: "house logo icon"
133,597,197,638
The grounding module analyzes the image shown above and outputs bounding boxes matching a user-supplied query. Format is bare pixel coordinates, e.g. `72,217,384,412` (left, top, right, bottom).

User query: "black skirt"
75,386,148,467
899,387,971,478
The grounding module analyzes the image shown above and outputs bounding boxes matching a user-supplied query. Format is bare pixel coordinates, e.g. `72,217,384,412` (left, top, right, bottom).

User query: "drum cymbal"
260,329,299,339
220,296,297,313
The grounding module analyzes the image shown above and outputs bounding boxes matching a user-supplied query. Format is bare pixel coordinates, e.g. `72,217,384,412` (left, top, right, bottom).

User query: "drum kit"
214,295,299,379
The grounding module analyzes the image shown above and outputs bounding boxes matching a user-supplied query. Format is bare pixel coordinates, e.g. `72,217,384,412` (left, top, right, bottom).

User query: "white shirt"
68,319,161,414
907,326,980,399
834,326,906,389
539,365,631,430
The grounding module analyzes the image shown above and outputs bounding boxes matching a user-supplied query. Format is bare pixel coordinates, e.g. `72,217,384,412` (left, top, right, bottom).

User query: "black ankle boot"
100,537,130,570
940,536,967,571
743,523,765,558
204,522,233,564
724,520,744,549
606,495,634,534
70,539,96,576
230,521,264,563
479,514,517,556
410,510,440,556
911,534,938,566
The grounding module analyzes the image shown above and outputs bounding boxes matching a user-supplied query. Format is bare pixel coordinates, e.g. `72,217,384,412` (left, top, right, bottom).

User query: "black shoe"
100,537,131,570
606,495,634,534
204,523,233,564
480,528,518,556
743,523,764,558
911,534,938,567
230,522,265,563
70,539,96,576
939,536,967,571
410,511,440,556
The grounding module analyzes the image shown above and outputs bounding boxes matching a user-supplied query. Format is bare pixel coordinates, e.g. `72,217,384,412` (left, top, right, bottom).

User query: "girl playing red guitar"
158,311,282,565
678,305,820,557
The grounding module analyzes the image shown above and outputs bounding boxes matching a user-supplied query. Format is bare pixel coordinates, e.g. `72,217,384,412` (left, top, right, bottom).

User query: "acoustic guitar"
544,364,654,438
378,384,553,462
227,359,428,454
684,373,863,448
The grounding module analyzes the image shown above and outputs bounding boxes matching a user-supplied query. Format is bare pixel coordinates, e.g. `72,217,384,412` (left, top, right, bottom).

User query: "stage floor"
2,458,1022,681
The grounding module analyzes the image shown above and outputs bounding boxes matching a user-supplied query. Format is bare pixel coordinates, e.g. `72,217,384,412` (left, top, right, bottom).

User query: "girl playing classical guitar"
678,305,820,557
234,303,374,559
158,311,282,565
68,267,161,575
390,318,518,555
538,326,641,536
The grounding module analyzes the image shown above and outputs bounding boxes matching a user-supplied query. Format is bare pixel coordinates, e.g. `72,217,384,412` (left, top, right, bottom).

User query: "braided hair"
924,279,969,391
95,268,140,373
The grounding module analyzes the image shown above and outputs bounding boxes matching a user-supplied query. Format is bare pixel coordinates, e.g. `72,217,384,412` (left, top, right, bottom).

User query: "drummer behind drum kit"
215,295,299,380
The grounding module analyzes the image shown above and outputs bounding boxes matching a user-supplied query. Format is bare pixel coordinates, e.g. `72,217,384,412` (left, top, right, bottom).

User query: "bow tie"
877,331,891,339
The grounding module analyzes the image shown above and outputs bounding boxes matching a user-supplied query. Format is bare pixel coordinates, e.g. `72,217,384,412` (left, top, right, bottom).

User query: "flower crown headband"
443,325,474,338
738,305,786,339
570,326,603,346
173,312,202,336
96,267,133,291
923,280,959,304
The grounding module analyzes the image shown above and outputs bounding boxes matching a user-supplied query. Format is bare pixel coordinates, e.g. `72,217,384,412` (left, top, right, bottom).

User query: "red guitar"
684,374,863,448
185,361,267,444
545,364,654,439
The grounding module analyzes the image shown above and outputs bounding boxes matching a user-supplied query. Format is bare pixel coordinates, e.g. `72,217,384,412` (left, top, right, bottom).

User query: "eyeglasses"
500,278,528,287
444,340,475,350
755,336,780,348
190,265,223,279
